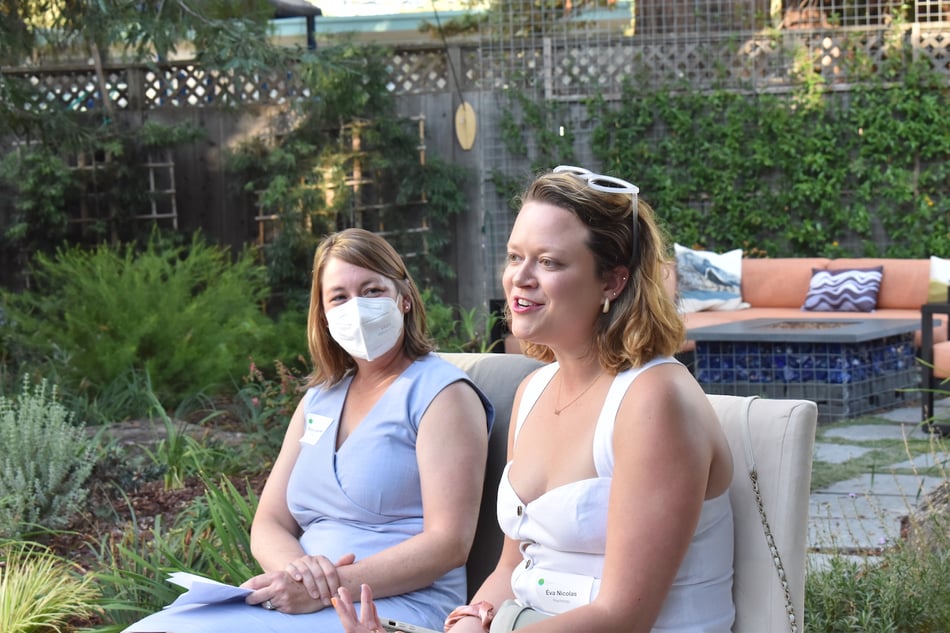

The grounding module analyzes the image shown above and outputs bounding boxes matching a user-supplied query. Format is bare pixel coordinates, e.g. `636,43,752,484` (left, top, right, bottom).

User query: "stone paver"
807,398,950,562
813,443,874,464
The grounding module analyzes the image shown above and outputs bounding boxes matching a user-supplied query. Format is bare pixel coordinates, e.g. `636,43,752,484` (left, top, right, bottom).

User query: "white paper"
165,571,253,608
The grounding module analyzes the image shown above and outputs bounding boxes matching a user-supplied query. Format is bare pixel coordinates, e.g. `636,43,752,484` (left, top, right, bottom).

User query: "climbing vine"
499,49,950,258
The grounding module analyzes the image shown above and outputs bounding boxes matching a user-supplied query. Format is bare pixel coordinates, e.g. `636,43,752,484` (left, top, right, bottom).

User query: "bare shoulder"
617,361,718,436
434,378,485,409
424,379,489,434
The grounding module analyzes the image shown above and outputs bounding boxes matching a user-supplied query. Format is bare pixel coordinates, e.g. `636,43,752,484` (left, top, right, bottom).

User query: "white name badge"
529,569,595,612
301,414,334,445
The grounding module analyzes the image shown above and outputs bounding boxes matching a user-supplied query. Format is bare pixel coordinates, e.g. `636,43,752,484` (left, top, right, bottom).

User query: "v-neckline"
334,360,416,451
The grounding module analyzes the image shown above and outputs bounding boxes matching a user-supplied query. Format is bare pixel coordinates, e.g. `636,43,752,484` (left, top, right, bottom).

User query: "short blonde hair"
306,228,433,386
515,170,685,370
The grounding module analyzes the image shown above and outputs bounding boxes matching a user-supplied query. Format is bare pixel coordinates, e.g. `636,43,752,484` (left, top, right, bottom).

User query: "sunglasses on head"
552,165,639,241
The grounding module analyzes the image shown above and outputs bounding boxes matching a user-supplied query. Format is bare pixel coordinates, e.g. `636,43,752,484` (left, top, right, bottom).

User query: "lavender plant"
0,377,96,538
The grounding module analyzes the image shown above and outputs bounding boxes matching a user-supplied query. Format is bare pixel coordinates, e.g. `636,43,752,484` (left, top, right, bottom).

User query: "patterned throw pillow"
674,244,750,313
802,267,883,312
930,256,950,303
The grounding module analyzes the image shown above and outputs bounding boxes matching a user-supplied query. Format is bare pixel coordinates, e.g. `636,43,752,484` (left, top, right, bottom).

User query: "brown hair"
306,228,433,386
515,170,685,370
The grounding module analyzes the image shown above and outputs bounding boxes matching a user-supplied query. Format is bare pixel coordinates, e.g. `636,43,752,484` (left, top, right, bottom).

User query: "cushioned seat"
440,352,818,633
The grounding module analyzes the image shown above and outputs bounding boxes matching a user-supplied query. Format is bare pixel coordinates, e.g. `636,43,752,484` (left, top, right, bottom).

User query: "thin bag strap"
739,395,799,633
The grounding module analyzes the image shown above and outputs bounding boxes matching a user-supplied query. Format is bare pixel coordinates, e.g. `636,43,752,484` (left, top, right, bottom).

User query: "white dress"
496,358,735,632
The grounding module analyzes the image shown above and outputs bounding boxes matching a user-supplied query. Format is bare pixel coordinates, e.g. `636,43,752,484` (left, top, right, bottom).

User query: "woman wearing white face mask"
124,228,494,633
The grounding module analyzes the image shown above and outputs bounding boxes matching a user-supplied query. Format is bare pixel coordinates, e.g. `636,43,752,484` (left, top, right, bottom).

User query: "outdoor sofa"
676,257,947,352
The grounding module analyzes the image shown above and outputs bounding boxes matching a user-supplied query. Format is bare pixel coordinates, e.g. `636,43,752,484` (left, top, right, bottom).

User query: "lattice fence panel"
7,27,949,109
917,28,950,68
24,68,130,112
143,65,312,107
388,49,451,94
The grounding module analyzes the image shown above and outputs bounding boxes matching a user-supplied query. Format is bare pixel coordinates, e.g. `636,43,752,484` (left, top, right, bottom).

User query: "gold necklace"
554,371,603,415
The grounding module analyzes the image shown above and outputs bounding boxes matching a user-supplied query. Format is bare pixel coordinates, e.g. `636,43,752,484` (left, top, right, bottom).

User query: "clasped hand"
242,552,355,613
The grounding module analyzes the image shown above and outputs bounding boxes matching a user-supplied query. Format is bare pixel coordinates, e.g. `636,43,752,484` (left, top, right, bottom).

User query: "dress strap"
513,363,559,444
592,357,681,476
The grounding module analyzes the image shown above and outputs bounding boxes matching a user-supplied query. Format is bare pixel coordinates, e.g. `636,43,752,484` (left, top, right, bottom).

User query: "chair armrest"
921,303,950,364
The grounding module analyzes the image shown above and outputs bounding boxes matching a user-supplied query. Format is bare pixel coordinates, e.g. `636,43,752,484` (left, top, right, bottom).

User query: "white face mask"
325,296,405,361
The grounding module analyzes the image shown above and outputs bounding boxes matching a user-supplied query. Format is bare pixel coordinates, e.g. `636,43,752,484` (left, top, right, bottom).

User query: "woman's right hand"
333,584,392,633
286,552,357,606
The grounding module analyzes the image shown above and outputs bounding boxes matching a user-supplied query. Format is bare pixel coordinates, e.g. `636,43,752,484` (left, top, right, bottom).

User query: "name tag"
301,414,334,445
529,569,594,612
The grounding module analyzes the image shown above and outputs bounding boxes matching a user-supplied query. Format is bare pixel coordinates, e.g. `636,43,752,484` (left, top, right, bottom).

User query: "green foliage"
806,421,950,631
146,414,216,491
174,475,262,583
501,48,950,257
227,41,471,302
0,121,209,276
0,377,96,539
2,232,276,411
0,146,77,251
586,57,950,257
499,89,577,173
94,476,261,629
234,355,308,455
137,120,206,148
0,0,288,73
805,535,950,632
423,290,503,353
92,515,191,628
491,88,580,205
67,366,163,428
0,540,100,632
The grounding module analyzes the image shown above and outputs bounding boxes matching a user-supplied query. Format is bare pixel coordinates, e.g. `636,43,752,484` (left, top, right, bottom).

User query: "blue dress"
124,353,494,633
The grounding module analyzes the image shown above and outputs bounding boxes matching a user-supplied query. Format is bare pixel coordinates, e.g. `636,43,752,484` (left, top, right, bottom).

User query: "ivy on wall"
500,59,950,258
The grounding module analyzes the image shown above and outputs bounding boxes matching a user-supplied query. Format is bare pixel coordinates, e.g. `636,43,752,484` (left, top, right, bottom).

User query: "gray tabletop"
688,318,920,344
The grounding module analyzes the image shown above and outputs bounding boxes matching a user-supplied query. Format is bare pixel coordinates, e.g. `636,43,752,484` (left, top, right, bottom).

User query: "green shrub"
805,538,950,632
806,442,950,632
0,377,96,538
0,540,100,632
94,476,261,628
233,354,308,457
2,231,277,412
422,289,503,353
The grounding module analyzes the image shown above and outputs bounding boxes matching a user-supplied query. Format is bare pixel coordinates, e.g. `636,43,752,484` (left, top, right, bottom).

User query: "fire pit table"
688,318,919,423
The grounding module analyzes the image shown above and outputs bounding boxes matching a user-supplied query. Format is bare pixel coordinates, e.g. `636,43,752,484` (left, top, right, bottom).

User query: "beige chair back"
440,354,818,633
438,352,545,594
708,395,817,633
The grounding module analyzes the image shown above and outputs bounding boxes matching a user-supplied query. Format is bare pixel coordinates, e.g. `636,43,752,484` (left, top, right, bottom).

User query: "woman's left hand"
333,584,399,633
242,569,325,614
286,552,356,606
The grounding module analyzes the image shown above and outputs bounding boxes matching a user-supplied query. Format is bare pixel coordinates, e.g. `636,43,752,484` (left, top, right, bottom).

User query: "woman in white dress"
336,167,735,633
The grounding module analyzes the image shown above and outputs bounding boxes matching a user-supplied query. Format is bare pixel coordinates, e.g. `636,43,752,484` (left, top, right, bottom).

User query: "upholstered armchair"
440,352,818,633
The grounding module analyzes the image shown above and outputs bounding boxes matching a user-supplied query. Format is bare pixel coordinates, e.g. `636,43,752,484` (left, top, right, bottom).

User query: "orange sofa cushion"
829,258,930,310
935,342,950,379
740,258,830,308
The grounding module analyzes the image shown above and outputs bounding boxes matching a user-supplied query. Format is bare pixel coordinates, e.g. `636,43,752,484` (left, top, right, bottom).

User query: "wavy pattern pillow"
930,256,950,303
802,267,883,312
674,244,750,313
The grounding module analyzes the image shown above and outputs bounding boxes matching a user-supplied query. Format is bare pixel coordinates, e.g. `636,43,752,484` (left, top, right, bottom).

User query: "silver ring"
263,599,276,610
